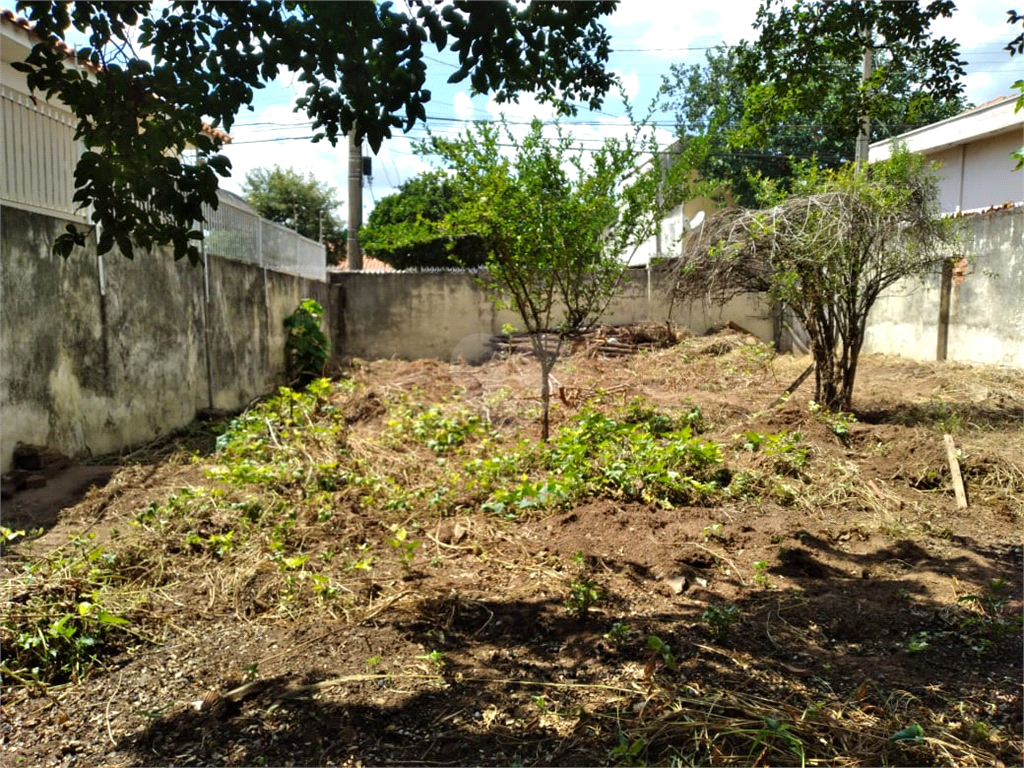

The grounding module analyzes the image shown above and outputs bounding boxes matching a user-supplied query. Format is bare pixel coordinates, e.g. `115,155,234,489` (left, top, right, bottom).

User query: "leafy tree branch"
13,0,617,263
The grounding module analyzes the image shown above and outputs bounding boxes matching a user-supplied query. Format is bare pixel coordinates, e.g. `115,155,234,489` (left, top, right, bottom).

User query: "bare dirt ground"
1,328,1021,767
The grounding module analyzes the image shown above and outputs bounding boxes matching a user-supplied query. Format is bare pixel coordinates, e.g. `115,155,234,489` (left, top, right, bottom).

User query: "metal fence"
203,191,326,282
0,86,325,281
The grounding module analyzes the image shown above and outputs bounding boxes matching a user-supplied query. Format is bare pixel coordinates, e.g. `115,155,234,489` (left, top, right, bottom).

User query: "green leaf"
889,724,925,743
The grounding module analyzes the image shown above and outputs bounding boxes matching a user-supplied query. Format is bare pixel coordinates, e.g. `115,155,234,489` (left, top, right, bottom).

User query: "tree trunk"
540,357,552,442
810,334,842,411
838,326,865,412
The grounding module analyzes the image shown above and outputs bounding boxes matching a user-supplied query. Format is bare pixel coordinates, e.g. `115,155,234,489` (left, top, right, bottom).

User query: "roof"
329,256,396,272
870,95,1021,161
0,8,231,144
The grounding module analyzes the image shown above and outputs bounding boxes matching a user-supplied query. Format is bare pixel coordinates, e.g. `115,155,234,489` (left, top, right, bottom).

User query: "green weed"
702,523,724,542
565,577,601,618
740,430,809,476
956,579,1023,648
903,631,930,653
386,403,497,454
610,730,647,766
603,622,632,646
647,634,678,672
386,526,421,570
0,535,137,686
416,649,445,670
753,560,771,588
701,604,740,641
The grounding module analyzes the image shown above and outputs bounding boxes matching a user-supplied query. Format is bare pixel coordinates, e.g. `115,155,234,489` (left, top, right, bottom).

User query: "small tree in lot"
671,147,960,412
427,118,680,440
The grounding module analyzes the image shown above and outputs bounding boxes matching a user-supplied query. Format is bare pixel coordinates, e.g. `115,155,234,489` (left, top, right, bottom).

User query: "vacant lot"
2,328,1021,767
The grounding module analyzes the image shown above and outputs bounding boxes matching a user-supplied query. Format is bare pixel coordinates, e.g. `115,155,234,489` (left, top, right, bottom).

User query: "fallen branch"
768,363,815,409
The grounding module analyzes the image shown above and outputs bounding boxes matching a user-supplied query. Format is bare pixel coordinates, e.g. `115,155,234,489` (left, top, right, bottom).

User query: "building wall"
930,145,965,213
0,206,329,471
329,268,772,364
930,132,1024,212
960,131,1023,210
863,207,1023,367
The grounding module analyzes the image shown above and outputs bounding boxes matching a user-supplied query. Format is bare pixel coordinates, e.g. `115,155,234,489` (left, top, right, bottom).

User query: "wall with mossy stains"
0,206,329,472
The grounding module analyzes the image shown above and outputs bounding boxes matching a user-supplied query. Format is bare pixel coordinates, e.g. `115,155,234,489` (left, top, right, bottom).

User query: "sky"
5,0,1021,225
213,0,1021,227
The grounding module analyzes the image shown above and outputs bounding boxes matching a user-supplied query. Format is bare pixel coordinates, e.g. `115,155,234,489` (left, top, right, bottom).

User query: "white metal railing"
0,84,325,281
0,84,84,221
203,190,327,281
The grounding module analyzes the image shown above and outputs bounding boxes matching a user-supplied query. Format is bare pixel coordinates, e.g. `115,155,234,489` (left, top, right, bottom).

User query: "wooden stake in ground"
943,433,968,509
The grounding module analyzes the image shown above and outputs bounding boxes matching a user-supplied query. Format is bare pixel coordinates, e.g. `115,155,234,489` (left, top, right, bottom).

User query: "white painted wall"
959,131,1023,210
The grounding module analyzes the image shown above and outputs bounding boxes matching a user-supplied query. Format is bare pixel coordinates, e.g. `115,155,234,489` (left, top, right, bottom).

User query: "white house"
1,9,89,222
870,95,1023,213
1,8,234,222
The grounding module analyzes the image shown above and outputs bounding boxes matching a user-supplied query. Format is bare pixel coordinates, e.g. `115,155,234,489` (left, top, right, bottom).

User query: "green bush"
284,299,330,387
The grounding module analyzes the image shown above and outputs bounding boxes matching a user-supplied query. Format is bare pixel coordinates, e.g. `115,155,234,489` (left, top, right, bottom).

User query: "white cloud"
452,91,475,121
931,1,1011,49
609,0,762,60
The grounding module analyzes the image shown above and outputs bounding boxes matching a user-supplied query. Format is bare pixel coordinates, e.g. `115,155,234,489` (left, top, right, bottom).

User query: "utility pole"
855,25,873,167
346,125,363,270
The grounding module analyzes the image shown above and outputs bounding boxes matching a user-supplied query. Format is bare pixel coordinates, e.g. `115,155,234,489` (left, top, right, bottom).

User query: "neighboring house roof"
329,256,396,272
869,95,1020,161
0,8,231,144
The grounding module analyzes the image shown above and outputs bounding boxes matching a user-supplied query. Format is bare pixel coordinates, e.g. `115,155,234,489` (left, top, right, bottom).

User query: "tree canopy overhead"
13,1,618,263
736,0,967,151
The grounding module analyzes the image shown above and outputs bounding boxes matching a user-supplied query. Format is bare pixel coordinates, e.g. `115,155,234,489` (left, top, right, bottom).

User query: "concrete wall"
329,268,772,364
0,206,329,471
863,207,1023,367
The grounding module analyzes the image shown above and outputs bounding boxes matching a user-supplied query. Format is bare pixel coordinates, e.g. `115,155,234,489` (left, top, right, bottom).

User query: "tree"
670,148,960,412
242,166,346,262
359,173,485,270
13,1,617,263
659,45,800,208
427,118,679,440
734,0,967,164
659,14,968,206
1007,10,1024,170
